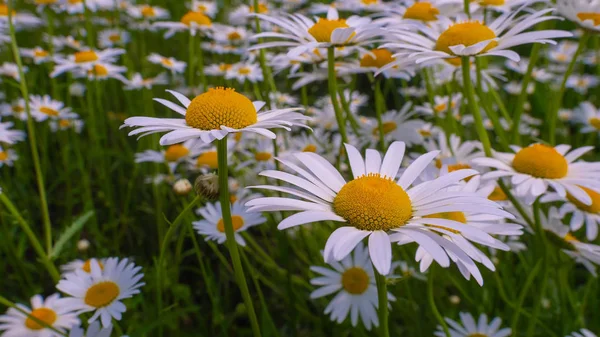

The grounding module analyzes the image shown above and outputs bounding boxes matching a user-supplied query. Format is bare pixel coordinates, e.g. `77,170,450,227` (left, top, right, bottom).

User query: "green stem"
525,201,549,337
549,33,589,145
463,0,471,18
217,137,262,337
461,56,492,156
327,47,349,145
188,33,195,87
0,296,67,336
511,258,543,332
6,3,53,255
428,266,450,337
374,79,386,152
374,268,390,337
252,0,277,104
511,43,541,144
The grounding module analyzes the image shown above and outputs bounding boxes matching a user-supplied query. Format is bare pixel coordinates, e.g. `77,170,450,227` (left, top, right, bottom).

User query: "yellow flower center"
361,0,378,4
196,151,218,169
333,174,413,231
0,4,16,16
589,117,600,130
217,215,244,233
0,152,7,161
108,34,121,42
59,120,71,128
74,51,98,63
341,267,370,295
238,67,251,75
164,144,190,162
180,11,212,26
372,121,397,136
254,152,272,161
68,0,82,3
228,32,242,40
467,334,488,337
302,144,317,152
360,49,395,68
230,195,238,203
423,212,467,234
577,12,600,26
488,186,507,201
185,87,257,130
161,58,174,67
84,281,120,308
419,129,432,137
512,144,568,179
403,2,440,22
12,105,24,113
308,18,350,43
82,259,104,273
24,308,57,330
447,163,471,173
249,3,268,13
219,63,233,71
35,0,58,4
564,232,579,242
474,0,504,5
87,64,108,76
40,106,59,116
435,21,498,55
567,186,600,213
34,50,49,58
140,5,155,17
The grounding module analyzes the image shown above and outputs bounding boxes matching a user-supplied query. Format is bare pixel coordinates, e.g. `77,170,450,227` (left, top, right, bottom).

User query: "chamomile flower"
191,0,217,18
0,62,26,82
566,74,599,95
269,92,298,108
61,258,108,275
153,10,213,38
435,312,511,337
247,141,512,275
542,185,600,240
360,103,426,147
193,200,266,246
212,24,250,47
122,87,308,145
29,95,76,122
20,47,52,64
127,5,169,21
0,5,43,28
557,0,600,32
0,121,26,144
414,94,462,116
49,118,84,133
468,0,539,14
124,73,168,90
135,139,205,172
250,7,378,57
229,2,271,26
147,53,186,74
56,258,144,328
382,7,571,64
0,146,18,167
61,0,96,14
0,294,80,337
310,243,394,330
575,101,600,134
68,322,115,337
567,329,598,337
50,49,125,78
75,62,127,82
225,62,263,84
97,29,131,48
474,144,600,205
0,98,27,121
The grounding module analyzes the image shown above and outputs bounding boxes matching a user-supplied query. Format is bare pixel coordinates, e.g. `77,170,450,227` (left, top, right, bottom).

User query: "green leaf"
49,211,94,260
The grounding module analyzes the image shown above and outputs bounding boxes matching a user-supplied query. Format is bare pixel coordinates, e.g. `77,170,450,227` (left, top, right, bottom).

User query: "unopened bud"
449,295,460,305
195,173,219,200
173,178,192,196
77,239,90,251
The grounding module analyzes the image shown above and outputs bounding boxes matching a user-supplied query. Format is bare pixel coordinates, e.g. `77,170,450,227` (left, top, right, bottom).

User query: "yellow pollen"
419,129,432,137
185,87,257,130
68,0,82,3
341,267,370,295
403,2,440,22
238,67,251,75
180,11,212,26
564,232,579,242
140,5,156,17
74,51,98,63
84,281,120,308
434,103,448,113
249,3,268,13
24,308,57,330
34,50,49,58
161,58,174,67
447,163,471,173
108,34,121,42
197,4,207,11
219,63,232,71
512,144,568,179
228,31,242,40
372,121,397,136
40,107,59,116
59,119,72,128
577,12,600,26
360,49,395,68
445,58,462,66
12,105,24,113
488,186,507,201
308,18,350,43
435,21,498,56
0,5,16,16
217,215,244,232
333,173,413,231
303,144,317,152
567,186,600,213
0,152,8,161
254,152,272,161
164,144,190,162
82,259,104,273
424,212,467,234
589,117,600,130
196,151,218,169
230,195,238,203
88,64,108,76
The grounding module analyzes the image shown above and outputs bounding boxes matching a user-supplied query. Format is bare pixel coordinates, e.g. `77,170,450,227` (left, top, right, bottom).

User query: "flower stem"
6,2,53,255
374,78,386,152
549,32,589,145
217,137,262,337
461,56,492,156
188,32,195,87
511,43,541,144
428,266,450,337
374,268,390,337
327,47,349,145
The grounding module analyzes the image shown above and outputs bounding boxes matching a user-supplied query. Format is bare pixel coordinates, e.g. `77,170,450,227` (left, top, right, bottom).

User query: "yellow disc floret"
589,117,600,130
333,173,412,231
308,18,350,43
372,121,397,136
196,151,218,169
217,215,244,233
341,267,370,294
180,11,212,26
488,186,507,201
360,49,395,68
185,88,257,130
475,0,505,5
84,281,120,308
435,21,498,55
303,144,317,152
0,4,16,16
164,144,190,162
0,152,7,161
254,152,272,161
40,107,59,116
25,308,57,330
74,51,98,63
567,186,600,213
88,64,108,76
403,2,440,22
577,12,600,26
512,144,568,179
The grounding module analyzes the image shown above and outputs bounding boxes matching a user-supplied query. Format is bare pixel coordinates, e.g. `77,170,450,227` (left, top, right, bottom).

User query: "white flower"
124,73,168,90
153,10,213,38
225,62,263,84
29,95,77,122
0,146,18,167
566,329,598,337
435,312,511,337
557,0,600,32
147,53,187,74
0,121,26,144
542,186,600,240
68,322,115,337
359,103,426,148
51,49,125,78
575,101,600,134
97,29,131,48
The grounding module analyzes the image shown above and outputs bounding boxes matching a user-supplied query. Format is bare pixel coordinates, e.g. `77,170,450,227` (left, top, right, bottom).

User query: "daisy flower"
575,101,600,134
124,73,168,90
566,74,599,95
49,118,84,133
473,143,600,205
0,98,27,121
57,258,144,328
191,0,217,18
0,146,18,167
423,133,484,179
567,329,598,337
238,137,278,171
75,63,127,82
212,24,251,47
269,92,298,108
97,29,131,48
67,321,115,337
193,200,266,246
309,243,395,330
50,49,125,78
0,5,43,28
557,0,600,32
225,62,263,84
127,4,169,21
135,139,205,172
20,47,52,64
0,62,26,82
0,294,80,337
229,2,271,26
0,121,26,144
250,7,378,57
468,0,541,14
122,87,308,145
414,94,462,116
29,95,76,122
246,141,512,275
60,258,108,275
542,186,600,240
381,7,571,64
153,10,213,38
61,0,96,14
359,103,426,148
147,53,186,74
435,312,511,337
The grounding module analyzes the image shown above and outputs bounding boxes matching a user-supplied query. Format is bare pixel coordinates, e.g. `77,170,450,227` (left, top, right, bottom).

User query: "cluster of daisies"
1,0,600,335
0,258,143,336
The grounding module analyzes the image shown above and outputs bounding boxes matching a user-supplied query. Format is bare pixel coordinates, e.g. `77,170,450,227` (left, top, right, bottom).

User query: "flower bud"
194,173,219,200
173,178,192,196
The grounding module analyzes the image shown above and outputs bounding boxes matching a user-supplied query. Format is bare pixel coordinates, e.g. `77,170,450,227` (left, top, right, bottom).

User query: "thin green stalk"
463,0,471,18
511,259,543,332
252,0,277,101
461,57,492,156
549,33,589,145
511,43,541,144
374,79,387,152
487,85,512,124
217,137,262,337
0,296,67,336
327,47,349,145
338,86,360,135
526,200,549,337
0,192,60,282
498,180,534,227
188,33,196,87
428,266,450,337
6,3,53,255
374,268,390,337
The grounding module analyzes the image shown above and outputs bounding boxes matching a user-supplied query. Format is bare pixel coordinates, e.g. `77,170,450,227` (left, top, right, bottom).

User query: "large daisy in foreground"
247,141,512,275
122,87,309,145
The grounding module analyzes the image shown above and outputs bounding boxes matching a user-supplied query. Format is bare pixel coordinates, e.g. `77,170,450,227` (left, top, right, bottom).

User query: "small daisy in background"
124,73,168,90
29,95,77,122
435,312,511,337
50,49,126,78
0,121,26,144
97,29,131,48
0,145,18,167
557,0,600,33
20,46,53,64
147,53,187,74
575,101,600,135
